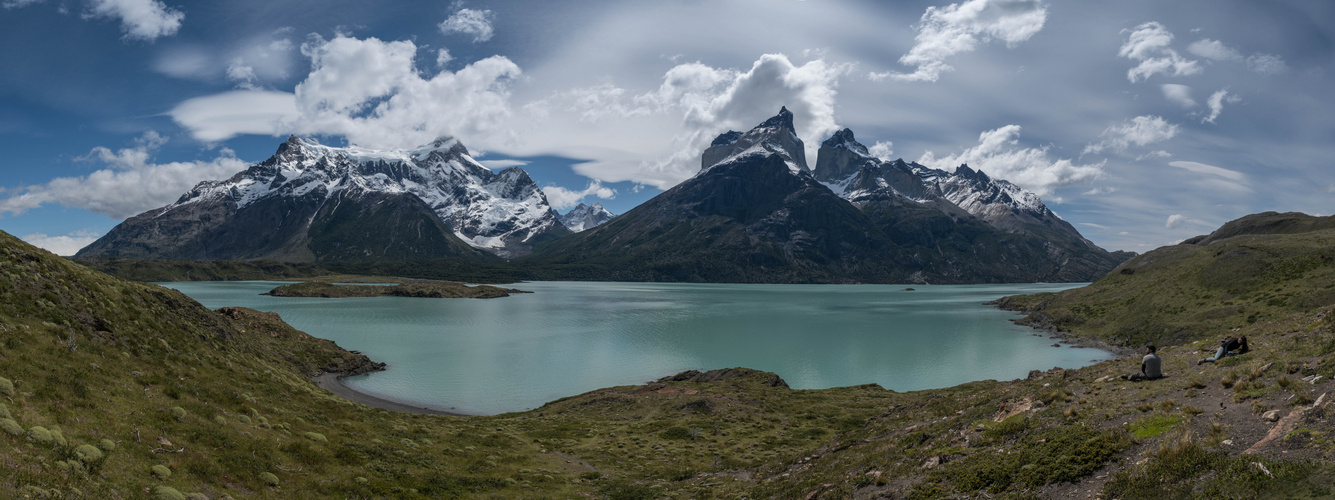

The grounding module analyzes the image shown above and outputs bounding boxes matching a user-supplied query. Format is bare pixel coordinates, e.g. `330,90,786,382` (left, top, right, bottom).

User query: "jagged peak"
711,130,742,147
757,106,796,133
820,128,869,156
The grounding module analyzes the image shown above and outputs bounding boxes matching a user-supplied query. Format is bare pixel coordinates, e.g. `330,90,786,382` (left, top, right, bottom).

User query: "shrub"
99,438,117,451
260,471,280,486
50,427,67,446
0,376,13,397
154,486,187,500
151,464,173,479
170,407,187,420
186,494,209,500
0,403,10,419
27,425,53,444
0,418,22,436
660,426,693,440
983,416,1030,439
304,432,328,442
214,416,227,425
74,444,104,463
237,415,252,425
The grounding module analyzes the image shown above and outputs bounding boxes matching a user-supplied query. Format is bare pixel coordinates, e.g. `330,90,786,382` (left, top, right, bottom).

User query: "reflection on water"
163,281,1113,415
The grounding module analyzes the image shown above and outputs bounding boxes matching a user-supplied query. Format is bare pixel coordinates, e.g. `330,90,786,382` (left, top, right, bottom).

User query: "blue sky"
2,0,1333,255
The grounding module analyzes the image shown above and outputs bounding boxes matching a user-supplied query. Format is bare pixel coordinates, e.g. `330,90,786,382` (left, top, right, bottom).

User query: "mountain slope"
77,137,566,261
814,128,1131,282
558,203,616,232
530,109,913,283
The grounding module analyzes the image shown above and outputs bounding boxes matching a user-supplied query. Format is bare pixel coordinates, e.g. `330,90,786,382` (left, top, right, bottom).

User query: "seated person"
1122,345,1163,381
1198,335,1248,364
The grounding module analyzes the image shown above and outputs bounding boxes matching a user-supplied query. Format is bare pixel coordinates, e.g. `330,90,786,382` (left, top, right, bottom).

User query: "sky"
1,0,1333,256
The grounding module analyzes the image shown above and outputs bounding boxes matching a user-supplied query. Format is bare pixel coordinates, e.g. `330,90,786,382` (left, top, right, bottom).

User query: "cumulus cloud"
171,36,521,149
870,0,1047,83
1084,115,1178,155
918,125,1104,196
868,141,895,161
153,32,296,87
85,0,184,41
0,132,247,219
436,48,454,68
514,53,849,189
1160,84,1195,107
1165,213,1185,228
1203,89,1240,124
1168,160,1244,181
439,8,495,43
21,231,101,256
1118,22,1200,82
541,181,616,211
1188,38,1288,76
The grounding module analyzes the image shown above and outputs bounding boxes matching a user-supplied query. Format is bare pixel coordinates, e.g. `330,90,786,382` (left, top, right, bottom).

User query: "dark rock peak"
699,107,808,172
955,164,990,183
821,128,868,155
711,130,742,147
757,106,796,132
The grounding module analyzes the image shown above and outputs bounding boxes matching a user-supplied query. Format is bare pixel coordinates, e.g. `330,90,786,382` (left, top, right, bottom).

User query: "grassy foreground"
2,211,1335,498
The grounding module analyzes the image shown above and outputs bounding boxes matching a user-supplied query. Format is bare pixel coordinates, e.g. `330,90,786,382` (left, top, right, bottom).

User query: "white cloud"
1202,89,1240,124
21,231,101,256
436,48,454,68
1160,84,1195,107
439,8,495,43
1188,38,1288,76
1165,214,1185,228
226,60,259,89
541,181,616,211
170,90,300,142
475,159,529,169
1186,39,1241,61
2,0,44,8
171,36,521,149
1078,222,1108,229
868,141,895,161
1245,53,1288,76
0,132,248,219
153,33,295,85
918,125,1104,196
1084,115,1178,155
514,53,849,189
1168,160,1244,181
85,0,184,41
870,0,1047,83
1118,22,1200,82
1135,150,1172,161
1083,186,1117,195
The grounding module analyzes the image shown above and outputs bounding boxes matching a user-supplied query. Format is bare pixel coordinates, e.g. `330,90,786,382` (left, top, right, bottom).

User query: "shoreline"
313,372,476,417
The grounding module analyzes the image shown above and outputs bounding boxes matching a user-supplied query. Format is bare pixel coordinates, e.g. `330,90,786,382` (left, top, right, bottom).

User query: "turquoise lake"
162,281,1114,415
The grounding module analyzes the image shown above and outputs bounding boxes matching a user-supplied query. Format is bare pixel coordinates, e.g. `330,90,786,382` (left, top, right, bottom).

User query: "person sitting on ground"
1121,345,1163,381
1198,335,1249,364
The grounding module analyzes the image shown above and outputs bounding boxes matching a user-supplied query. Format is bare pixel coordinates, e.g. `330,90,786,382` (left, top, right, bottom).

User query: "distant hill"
997,211,1335,347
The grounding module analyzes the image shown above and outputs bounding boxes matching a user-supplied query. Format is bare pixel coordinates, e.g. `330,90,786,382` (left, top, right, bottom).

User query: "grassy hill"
4,211,1335,498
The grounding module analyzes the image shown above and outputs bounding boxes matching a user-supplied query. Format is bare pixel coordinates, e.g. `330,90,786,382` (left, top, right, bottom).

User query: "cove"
162,281,1114,415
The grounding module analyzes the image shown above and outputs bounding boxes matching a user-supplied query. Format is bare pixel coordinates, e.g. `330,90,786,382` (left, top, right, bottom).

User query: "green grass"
5,213,1335,498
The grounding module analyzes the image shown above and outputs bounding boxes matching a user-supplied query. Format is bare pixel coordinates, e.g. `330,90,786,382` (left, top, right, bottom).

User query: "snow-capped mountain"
814,128,1078,239
700,106,809,175
78,136,567,261
559,203,616,232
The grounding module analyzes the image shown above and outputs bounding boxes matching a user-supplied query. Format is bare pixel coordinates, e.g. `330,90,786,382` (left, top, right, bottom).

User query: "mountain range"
77,108,1130,283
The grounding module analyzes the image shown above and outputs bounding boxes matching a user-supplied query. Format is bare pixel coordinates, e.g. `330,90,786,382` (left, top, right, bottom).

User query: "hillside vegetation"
3,211,1335,498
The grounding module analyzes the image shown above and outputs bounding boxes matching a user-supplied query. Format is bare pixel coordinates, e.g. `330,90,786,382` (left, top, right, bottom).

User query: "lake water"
162,281,1114,415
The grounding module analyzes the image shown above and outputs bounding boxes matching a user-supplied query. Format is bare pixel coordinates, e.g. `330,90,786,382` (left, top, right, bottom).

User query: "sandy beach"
313,372,473,416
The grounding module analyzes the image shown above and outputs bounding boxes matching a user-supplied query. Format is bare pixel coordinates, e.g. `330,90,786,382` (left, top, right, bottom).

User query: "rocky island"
264,278,526,299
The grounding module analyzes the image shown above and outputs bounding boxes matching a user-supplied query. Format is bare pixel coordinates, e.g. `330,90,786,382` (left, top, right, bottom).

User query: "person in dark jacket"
1198,335,1248,364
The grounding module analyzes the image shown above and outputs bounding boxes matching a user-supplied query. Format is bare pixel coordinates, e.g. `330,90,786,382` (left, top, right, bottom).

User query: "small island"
264,278,528,299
